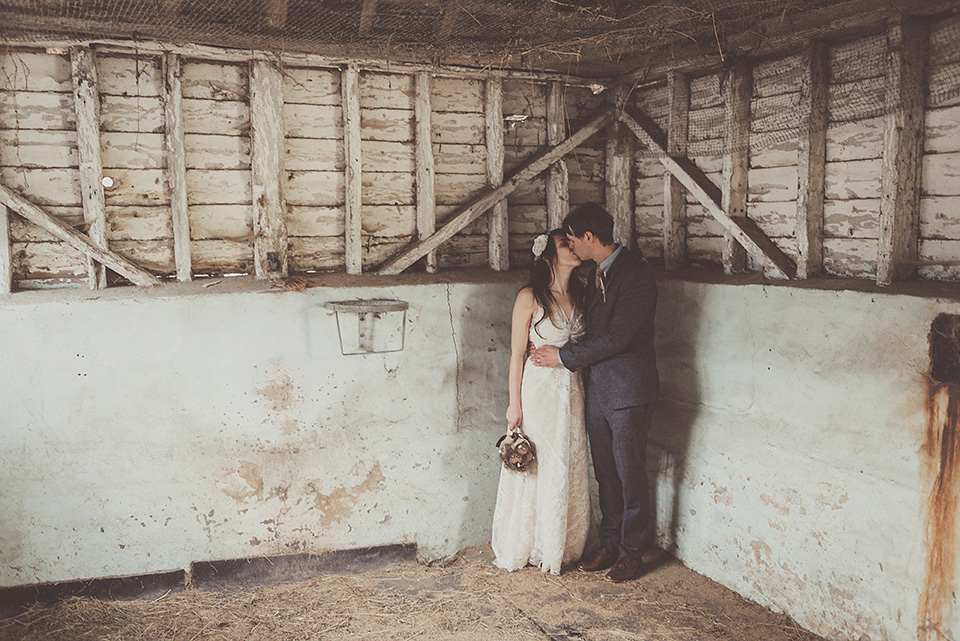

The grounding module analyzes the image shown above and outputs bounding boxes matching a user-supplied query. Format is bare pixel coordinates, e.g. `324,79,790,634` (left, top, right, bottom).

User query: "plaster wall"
0,277,519,586
652,280,951,641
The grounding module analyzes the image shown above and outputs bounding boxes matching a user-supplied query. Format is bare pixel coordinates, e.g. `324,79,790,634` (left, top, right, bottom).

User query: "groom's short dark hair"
563,202,615,245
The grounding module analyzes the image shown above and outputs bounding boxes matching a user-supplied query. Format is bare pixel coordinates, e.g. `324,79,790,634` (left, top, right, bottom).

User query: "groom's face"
565,230,593,262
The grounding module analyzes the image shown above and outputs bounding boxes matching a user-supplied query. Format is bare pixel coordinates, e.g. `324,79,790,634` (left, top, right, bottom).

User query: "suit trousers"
585,398,655,560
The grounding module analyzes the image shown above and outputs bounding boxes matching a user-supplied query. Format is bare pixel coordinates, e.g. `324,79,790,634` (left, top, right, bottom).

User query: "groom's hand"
530,345,561,367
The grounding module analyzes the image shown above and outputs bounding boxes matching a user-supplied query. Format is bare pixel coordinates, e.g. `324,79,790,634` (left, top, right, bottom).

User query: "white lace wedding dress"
491,305,591,575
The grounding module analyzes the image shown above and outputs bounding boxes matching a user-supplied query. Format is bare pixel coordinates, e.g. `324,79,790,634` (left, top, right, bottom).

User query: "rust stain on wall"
256,368,301,413
711,483,734,505
919,376,960,639
308,463,386,527
216,460,264,503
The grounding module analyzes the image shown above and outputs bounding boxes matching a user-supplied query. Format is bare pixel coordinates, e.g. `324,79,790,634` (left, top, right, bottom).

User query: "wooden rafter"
619,106,796,279
377,106,616,275
0,186,159,287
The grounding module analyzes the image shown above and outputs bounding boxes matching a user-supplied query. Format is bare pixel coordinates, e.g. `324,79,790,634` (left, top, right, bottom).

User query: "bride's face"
553,235,581,268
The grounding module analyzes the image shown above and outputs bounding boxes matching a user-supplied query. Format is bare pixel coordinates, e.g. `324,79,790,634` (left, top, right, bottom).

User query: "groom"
530,202,659,583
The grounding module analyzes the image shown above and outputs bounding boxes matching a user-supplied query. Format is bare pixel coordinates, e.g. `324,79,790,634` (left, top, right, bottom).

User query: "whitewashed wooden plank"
0,204,10,293
825,158,882,199
284,171,344,206
185,168,251,205
433,111,485,144
0,51,71,92
687,235,724,265
96,54,162,97
748,165,797,202
10,206,83,242
829,34,885,83
823,237,876,278
928,64,960,109
753,55,802,98
636,235,664,261
687,207,726,237
823,199,880,238
1,167,81,205
747,201,794,237
505,117,548,148
13,240,86,280
566,148,604,180
688,106,724,142
250,57,288,278
71,46,108,289
181,61,248,100
504,145,542,170
359,204,416,236
635,154,665,179
750,135,797,169
432,77,484,113
508,204,548,235
925,104,960,154
434,172,486,205
360,72,414,109
503,80,546,117
918,239,960,280
189,204,253,240
363,171,415,205
635,83,668,119
102,168,169,206
286,205,343,237
825,117,883,161
99,95,164,133
689,73,721,110
343,65,362,275
570,180,605,205
185,133,251,169
101,132,165,168
283,137,341,171
190,238,254,273
828,76,885,123
362,139,414,173
635,175,665,206
752,93,800,133
105,206,172,242
565,86,604,121
922,151,960,196
0,91,74,130
0,129,77,167
635,205,663,236
288,235,343,272
920,195,960,239
282,67,341,105
433,143,485,174
111,239,175,273
361,108,413,142
283,103,342,139
508,175,546,205
183,98,249,135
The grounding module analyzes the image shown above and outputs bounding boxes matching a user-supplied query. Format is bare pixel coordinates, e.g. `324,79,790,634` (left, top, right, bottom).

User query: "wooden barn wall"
0,46,608,287
629,12,960,281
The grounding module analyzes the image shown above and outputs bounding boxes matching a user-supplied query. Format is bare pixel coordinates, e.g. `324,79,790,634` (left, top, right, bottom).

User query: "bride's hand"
506,404,522,431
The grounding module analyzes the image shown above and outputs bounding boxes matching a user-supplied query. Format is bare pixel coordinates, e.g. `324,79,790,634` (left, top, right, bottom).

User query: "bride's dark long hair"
530,229,586,337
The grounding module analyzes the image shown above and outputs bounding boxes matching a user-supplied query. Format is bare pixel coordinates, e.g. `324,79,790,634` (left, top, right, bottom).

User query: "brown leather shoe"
578,547,618,572
604,557,644,583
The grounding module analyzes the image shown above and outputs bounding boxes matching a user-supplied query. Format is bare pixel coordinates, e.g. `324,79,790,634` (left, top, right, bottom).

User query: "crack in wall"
445,284,462,432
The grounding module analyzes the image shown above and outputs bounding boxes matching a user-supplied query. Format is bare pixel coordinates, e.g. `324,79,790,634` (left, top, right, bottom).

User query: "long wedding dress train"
491,306,591,575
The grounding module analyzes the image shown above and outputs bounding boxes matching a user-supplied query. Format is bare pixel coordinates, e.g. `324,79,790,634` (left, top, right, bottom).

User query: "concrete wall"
0,276,519,586
3,274,959,641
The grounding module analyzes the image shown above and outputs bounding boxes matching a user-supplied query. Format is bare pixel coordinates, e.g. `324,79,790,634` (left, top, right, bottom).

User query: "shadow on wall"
649,281,703,555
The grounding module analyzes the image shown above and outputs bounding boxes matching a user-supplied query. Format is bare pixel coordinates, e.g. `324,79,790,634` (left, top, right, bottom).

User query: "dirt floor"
0,546,824,641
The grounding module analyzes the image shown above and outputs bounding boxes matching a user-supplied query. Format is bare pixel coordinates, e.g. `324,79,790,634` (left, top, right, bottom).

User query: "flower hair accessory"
531,234,548,260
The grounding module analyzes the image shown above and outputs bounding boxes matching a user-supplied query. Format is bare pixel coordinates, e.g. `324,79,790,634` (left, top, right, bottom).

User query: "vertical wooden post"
264,0,289,30
486,76,508,271
359,0,379,35
415,71,437,273
70,46,108,289
877,17,927,286
250,57,289,279
796,41,827,279
0,205,11,294
342,65,363,275
546,80,569,230
722,62,751,274
664,70,689,269
163,52,192,281
606,121,633,248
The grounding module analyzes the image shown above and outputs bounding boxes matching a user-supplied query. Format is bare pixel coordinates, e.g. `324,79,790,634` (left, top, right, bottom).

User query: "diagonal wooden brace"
377,106,616,275
619,106,796,279
0,184,160,287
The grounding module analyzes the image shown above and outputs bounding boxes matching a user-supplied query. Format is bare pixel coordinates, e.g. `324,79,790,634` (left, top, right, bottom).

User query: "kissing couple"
491,201,660,583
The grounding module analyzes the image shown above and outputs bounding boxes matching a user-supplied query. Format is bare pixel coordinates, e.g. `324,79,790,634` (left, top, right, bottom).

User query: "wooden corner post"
721,61,752,274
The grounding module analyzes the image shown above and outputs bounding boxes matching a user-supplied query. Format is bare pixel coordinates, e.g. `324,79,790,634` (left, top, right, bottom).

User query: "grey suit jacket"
559,248,659,409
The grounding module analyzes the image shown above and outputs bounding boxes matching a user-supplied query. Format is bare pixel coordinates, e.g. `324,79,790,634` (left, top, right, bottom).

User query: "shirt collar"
597,245,622,275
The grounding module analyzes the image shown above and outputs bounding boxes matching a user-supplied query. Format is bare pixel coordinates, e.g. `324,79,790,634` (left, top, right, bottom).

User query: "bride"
491,229,592,574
